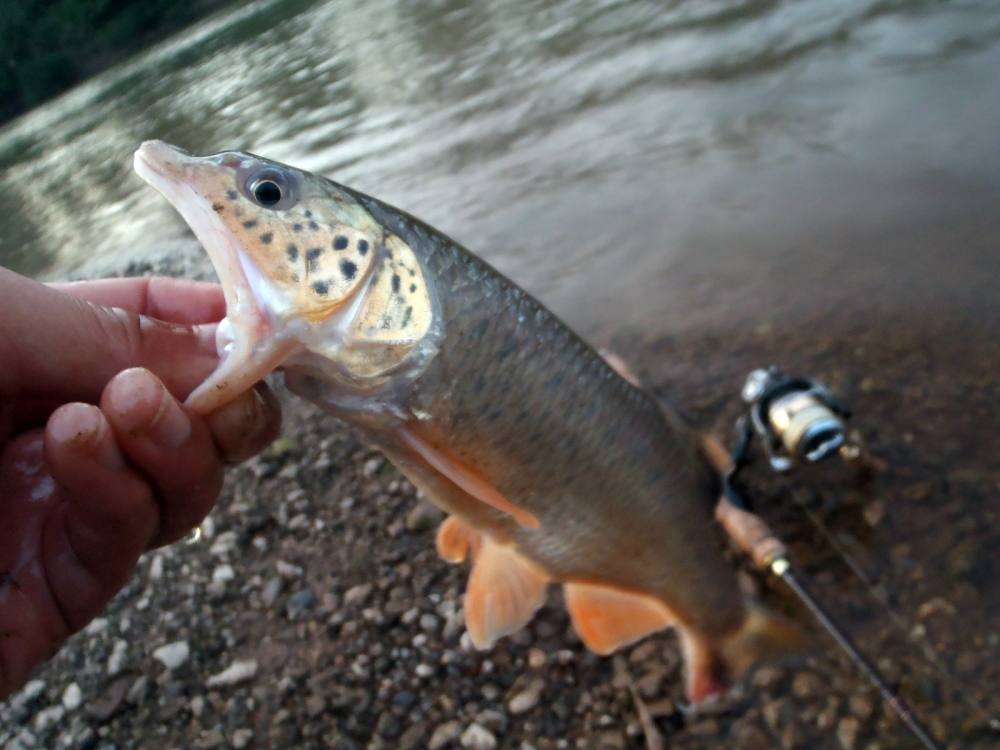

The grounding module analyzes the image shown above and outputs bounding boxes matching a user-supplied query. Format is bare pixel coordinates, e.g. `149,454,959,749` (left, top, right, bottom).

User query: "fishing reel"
736,367,852,474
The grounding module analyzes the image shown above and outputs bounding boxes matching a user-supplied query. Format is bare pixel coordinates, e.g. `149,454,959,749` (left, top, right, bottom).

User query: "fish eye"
241,166,299,210
252,178,282,206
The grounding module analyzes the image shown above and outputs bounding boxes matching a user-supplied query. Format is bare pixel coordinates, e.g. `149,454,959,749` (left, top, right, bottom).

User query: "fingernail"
49,403,126,470
108,368,192,449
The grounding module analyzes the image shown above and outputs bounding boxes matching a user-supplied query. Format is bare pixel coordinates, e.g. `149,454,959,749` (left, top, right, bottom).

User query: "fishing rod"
710,367,949,750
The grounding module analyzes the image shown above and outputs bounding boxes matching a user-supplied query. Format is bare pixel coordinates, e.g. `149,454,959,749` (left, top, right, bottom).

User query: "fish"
133,140,798,702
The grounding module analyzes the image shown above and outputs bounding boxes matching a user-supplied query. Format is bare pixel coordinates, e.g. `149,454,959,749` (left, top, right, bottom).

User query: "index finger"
49,277,226,325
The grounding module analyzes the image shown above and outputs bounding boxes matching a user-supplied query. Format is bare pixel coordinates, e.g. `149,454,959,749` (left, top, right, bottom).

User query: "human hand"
0,268,281,699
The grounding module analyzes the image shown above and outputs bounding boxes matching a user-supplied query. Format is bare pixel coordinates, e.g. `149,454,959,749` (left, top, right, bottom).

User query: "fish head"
134,141,438,414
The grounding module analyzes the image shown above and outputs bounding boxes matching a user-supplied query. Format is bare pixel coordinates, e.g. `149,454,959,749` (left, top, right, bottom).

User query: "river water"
1,0,997,745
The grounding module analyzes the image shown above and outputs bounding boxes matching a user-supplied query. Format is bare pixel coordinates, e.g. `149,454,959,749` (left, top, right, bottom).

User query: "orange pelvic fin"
464,538,549,649
564,582,677,655
398,426,540,529
436,515,482,564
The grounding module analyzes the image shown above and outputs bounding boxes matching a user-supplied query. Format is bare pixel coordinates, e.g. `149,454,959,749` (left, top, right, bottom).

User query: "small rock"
527,649,547,669
189,695,206,717
286,588,317,619
460,723,497,750
405,501,442,532
86,676,130,721
415,663,434,678
149,554,164,580
210,530,238,557
127,676,150,705
231,728,254,749
344,583,373,607
107,639,128,676
212,564,235,583
276,559,304,579
791,671,823,700
85,618,109,635
305,694,327,718
61,683,83,711
261,576,283,607
153,641,190,671
363,457,384,477
508,679,543,715
429,720,462,750
34,705,66,733
17,678,47,706
207,659,258,688
837,716,860,750
419,613,440,633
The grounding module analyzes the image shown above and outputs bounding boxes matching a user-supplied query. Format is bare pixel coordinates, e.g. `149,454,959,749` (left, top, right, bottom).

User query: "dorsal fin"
564,581,677,655
465,538,548,649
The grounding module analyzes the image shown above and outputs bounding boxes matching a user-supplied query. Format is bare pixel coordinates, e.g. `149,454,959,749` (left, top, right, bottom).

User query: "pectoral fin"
564,582,677,655
436,515,482,563
465,538,548,649
398,426,540,529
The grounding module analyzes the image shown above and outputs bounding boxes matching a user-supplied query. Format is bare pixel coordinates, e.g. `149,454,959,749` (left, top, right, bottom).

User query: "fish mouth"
134,141,297,414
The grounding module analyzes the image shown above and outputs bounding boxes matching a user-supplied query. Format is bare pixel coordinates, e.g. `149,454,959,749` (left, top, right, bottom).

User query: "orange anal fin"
564,582,677,655
436,515,482,564
465,538,548,649
398,427,540,530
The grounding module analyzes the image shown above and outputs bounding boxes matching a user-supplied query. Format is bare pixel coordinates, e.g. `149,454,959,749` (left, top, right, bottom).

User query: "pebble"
126,676,150,705
153,641,190,671
429,720,463,750
286,588,317,619
344,583,373,607
212,564,235,583
207,659,259,688
17,679,46,706
527,649,547,669
276,560,304,578
107,639,128,676
508,679,544,714
837,716,860,750
261,576,283,607
405,501,442,531
149,554,164,580
189,695,206,717
34,705,65,733
460,723,497,750
209,530,238,557
419,613,440,633
61,683,82,711
231,728,254,748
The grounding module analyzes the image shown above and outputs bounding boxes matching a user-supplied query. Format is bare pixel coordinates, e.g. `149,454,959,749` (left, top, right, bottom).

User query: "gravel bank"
3,255,997,749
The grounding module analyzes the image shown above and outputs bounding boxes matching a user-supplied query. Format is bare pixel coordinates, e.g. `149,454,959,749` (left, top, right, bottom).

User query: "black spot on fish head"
391,274,401,294
260,232,273,244
340,259,357,280
243,219,258,229
226,190,238,201
358,239,369,255
212,201,225,213
304,210,313,218
306,247,323,271
286,244,299,262
409,283,417,293
293,223,303,232
312,280,329,296
308,221,319,231
333,235,348,250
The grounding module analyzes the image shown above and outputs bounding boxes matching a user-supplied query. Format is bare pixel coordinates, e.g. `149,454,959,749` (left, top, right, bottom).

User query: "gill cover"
134,141,439,413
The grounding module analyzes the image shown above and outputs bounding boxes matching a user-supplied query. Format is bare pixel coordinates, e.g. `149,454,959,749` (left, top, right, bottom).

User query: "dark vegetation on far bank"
0,0,232,125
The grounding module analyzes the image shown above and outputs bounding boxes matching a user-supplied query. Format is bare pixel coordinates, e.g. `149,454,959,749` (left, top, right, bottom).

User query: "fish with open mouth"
134,140,797,702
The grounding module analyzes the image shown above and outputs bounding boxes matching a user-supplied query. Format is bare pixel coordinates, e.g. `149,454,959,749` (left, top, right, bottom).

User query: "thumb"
0,268,218,404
